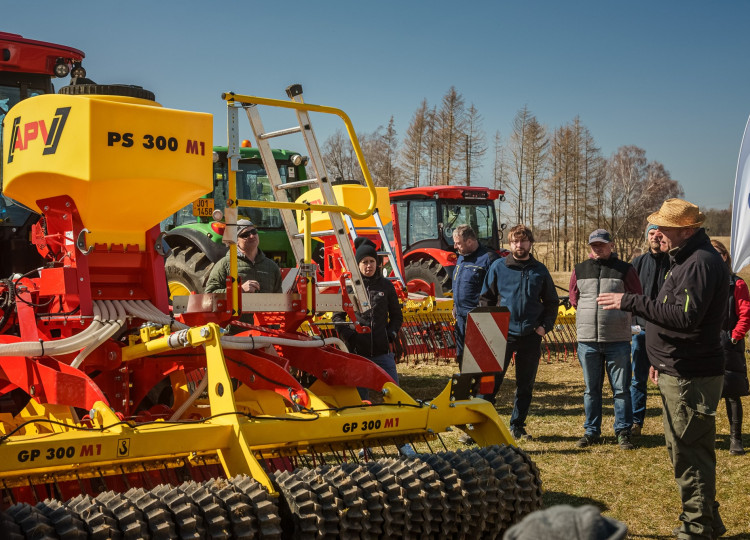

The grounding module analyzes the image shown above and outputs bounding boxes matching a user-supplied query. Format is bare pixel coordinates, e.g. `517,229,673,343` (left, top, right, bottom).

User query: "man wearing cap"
569,229,642,450
629,223,670,436
598,199,729,540
205,219,282,295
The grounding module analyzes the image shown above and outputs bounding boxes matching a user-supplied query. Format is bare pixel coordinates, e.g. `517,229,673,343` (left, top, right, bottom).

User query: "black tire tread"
58,83,155,101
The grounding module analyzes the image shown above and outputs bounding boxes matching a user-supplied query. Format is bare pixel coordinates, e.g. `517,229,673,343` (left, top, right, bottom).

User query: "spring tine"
26,476,40,503
436,433,449,452
2,481,15,506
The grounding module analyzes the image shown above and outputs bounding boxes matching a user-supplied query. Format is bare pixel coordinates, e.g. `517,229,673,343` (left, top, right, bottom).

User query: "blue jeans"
631,330,650,426
578,341,633,436
359,352,399,399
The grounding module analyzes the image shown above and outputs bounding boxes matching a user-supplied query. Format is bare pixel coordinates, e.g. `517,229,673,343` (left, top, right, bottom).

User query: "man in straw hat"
598,198,729,540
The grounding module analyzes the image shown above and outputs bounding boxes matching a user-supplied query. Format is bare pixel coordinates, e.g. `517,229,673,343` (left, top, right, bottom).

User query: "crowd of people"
455,198,749,540
218,200,747,539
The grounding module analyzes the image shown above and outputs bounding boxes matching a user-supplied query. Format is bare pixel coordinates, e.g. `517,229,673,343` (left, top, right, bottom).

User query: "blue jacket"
479,255,559,337
452,245,498,318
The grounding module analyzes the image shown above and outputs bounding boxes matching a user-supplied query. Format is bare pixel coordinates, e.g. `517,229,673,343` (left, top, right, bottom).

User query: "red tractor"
390,185,507,296
0,32,86,277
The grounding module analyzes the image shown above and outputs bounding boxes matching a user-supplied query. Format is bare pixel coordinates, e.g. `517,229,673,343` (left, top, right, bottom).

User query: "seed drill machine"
0,83,542,538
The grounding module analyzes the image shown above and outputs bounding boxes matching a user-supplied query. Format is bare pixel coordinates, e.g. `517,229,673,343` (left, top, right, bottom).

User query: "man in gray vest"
569,229,642,450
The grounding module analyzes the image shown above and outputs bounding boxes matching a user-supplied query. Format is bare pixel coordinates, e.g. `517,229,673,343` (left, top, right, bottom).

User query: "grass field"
398,361,750,539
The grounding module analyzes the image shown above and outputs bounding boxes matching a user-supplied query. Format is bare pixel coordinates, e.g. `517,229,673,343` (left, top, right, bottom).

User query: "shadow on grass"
542,490,608,510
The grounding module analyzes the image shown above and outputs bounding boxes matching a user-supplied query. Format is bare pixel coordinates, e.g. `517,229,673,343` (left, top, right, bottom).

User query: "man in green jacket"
205,219,282,294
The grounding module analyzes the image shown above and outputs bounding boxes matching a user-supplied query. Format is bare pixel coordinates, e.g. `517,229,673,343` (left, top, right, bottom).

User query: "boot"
729,424,745,456
727,397,745,456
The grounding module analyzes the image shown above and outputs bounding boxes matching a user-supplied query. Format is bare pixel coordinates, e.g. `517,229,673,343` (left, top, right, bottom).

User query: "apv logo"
6,106,71,164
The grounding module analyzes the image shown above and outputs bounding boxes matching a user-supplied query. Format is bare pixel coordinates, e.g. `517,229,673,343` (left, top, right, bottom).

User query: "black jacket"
621,229,729,378
332,273,403,357
630,249,670,328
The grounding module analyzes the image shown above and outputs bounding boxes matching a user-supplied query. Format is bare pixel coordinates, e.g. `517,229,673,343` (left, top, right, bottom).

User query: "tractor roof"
389,185,504,201
0,32,84,75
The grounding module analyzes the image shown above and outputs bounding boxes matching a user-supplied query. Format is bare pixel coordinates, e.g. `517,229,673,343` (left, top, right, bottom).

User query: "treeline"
321,87,701,271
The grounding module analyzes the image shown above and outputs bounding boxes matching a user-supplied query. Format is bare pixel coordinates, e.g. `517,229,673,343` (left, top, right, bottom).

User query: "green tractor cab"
161,145,307,296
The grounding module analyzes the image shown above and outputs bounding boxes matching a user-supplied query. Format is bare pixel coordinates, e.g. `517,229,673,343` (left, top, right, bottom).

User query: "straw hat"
647,198,705,228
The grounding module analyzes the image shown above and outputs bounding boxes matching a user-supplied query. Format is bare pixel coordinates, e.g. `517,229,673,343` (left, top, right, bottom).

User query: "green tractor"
161,145,307,296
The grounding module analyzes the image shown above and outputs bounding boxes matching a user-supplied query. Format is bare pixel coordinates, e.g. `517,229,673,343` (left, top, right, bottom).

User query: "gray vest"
575,257,632,343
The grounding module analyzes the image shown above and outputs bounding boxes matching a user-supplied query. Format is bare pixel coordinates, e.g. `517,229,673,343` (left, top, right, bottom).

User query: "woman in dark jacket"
332,238,403,397
712,240,750,455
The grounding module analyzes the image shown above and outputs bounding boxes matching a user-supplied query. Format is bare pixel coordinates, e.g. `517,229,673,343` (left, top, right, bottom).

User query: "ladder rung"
258,126,302,140
317,280,350,288
293,230,336,239
276,179,320,190
352,227,381,233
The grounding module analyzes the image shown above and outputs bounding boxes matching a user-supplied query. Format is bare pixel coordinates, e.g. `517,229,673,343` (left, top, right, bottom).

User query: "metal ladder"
231,84,372,311
342,211,406,287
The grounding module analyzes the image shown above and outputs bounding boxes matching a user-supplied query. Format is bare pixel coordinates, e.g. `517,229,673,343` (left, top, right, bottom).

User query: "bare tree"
462,104,487,186
435,87,466,185
493,131,511,239
322,129,360,181
400,100,429,187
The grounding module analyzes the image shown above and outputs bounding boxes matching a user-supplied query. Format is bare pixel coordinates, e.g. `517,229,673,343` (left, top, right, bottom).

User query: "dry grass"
398,361,750,539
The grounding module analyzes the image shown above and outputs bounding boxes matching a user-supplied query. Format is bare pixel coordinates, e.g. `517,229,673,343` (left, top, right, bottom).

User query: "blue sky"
6,0,750,209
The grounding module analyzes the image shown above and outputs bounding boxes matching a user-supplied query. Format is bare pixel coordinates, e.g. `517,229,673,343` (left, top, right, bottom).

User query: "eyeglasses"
239,229,258,238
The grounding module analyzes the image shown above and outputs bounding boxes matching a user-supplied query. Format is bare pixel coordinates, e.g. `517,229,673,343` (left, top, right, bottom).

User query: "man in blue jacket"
479,224,558,441
452,224,499,368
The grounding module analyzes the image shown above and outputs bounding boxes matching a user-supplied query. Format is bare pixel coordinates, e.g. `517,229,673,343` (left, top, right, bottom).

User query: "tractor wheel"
58,83,156,101
404,259,451,297
164,245,215,297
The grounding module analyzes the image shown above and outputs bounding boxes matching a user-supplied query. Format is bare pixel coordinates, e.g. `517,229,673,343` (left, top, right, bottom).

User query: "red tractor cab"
390,185,507,297
1,32,86,277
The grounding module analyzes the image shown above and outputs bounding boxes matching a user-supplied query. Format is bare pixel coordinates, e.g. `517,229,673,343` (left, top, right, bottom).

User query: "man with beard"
629,224,670,436
479,224,558,441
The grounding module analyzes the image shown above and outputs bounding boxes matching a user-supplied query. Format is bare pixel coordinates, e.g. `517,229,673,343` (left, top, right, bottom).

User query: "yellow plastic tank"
2,93,212,248
295,184,392,234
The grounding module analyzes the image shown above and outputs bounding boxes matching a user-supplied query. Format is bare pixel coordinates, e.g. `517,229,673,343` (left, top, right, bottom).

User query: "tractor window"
440,202,496,246
394,201,408,248
162,160,289,231
407,200,438,246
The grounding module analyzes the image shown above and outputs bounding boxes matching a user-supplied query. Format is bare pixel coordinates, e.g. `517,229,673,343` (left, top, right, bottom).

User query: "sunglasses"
238,229,258,238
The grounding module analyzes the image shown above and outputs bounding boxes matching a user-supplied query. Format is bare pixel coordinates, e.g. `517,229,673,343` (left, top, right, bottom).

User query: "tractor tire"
165,245,215,297
58,83,155,101
404,258,452,297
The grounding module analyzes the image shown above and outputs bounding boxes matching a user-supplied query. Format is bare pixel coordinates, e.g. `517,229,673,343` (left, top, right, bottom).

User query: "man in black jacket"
598,198,729,540
629,223,670,436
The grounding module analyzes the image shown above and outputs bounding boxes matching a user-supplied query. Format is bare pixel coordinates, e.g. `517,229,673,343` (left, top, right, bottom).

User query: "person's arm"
620,261,721,331
204,259,228,294
386,283,403,339
539,270,560,333
272,266,282,293
732,278,750,341
568,270,579,308
478,261,500,307
332,311,356,342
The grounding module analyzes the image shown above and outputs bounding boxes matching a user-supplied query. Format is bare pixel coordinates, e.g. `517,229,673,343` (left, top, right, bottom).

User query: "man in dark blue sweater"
479,224,558,441
452,224,498,368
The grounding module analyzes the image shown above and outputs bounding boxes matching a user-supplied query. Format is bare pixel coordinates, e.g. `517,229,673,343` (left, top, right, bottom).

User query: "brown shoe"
631,424,642,437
